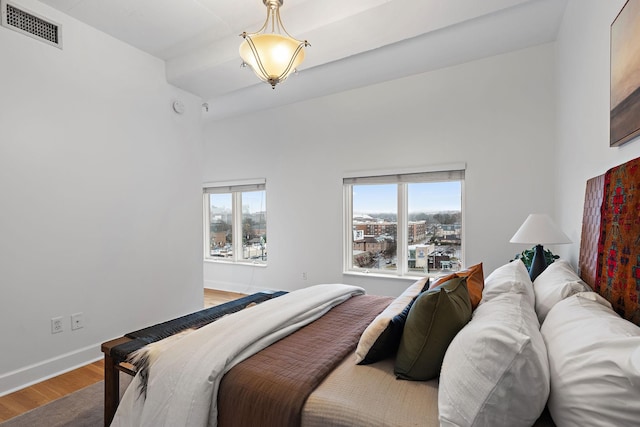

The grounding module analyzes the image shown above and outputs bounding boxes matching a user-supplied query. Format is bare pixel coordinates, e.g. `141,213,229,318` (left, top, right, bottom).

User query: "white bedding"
302,355,439,427
111,284,364,427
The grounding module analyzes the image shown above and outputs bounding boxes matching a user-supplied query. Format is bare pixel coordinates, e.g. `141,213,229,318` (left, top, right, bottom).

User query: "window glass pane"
352,184,397,272
241,190,267,262
209,193,233,258
408,181,462,275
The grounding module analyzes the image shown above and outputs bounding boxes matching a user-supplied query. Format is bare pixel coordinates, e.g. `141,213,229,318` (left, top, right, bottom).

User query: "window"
203,180,267,264
343,166,464,277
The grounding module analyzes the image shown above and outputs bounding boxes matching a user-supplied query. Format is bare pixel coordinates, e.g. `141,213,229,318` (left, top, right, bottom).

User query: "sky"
209,191,266,213
210,183,461,214
353,182,461,213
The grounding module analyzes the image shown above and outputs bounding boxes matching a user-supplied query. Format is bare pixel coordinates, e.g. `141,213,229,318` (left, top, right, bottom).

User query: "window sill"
204,258,267,267
342,270,425,281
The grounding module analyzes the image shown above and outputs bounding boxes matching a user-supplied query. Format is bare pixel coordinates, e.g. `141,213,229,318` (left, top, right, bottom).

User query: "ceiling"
36,0,567,120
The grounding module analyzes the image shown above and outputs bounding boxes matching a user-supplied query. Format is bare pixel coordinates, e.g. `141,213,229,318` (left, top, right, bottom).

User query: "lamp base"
529,244,547,282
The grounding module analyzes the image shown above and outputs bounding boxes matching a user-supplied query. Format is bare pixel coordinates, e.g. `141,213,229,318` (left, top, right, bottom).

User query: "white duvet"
111,284,364,427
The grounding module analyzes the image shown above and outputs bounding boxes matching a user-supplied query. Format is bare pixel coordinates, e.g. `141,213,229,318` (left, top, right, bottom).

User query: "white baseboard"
0,343,103,396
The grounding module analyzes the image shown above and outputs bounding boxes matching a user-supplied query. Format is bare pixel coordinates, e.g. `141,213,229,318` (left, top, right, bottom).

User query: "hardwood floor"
203,288,246,307
0,289,245,423
0,360,104,422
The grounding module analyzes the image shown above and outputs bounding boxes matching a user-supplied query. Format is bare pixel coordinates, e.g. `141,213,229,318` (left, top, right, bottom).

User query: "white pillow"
532,259,592,324
354,277,427,364
541,293,640,427
480,260,534,308
632,346,640,387
439,292,549,427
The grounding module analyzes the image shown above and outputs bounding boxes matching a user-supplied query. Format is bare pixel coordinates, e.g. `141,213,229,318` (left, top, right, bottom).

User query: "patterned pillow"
354,277,428,364
429,263,484,309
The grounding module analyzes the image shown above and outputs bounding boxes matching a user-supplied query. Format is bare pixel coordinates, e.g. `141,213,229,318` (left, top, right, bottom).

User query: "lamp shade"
239,33,305,86
239,0,309,89
510,214,571,245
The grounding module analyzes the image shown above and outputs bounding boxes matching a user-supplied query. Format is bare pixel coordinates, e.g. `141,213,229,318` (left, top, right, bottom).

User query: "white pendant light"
240,0,309,89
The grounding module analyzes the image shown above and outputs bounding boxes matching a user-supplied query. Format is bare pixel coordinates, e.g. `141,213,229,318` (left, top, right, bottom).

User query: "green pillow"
394,276,472,381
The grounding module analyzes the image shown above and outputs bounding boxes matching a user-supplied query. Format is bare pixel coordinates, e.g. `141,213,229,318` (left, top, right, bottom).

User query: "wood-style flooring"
0,289,246,423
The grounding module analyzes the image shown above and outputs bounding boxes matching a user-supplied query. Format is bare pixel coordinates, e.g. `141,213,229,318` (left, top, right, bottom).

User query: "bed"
105,157,640,427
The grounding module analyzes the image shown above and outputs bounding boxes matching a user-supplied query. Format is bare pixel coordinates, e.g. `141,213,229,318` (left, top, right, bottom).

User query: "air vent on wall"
1,0,62,48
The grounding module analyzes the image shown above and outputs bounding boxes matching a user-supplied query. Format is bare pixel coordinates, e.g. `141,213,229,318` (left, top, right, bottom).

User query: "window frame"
203,179,267,266
343,164,465,278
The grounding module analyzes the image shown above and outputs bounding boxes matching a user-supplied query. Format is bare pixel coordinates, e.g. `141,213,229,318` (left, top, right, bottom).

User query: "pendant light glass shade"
240,0,309,89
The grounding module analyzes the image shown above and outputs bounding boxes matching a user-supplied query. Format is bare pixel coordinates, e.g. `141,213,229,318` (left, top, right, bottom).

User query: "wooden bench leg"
104,354,120,427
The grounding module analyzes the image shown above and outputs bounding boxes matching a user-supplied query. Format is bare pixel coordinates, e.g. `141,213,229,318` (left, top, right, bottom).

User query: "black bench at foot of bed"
100,290,286,427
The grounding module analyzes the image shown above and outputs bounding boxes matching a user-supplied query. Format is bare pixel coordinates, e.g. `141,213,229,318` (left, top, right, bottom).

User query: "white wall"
3,0,623,396
0,0,204,394
555,0,640,266
204,43,557,297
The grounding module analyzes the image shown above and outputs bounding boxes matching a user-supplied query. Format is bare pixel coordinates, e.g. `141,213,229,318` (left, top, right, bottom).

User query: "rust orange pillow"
429,263,484,309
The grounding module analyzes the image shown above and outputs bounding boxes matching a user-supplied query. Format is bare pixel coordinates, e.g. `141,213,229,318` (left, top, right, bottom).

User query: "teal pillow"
394,276,472,381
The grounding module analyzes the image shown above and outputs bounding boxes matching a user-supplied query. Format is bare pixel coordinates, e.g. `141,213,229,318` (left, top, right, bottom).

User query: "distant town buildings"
353,213,461,273
209,208,266,259
353,218,427,245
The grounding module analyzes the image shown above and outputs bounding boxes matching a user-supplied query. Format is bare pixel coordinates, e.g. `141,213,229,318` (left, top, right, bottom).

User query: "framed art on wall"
610,0,640,147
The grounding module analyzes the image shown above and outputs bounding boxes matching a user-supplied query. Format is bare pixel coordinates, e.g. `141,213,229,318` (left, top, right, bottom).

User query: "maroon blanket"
217,294,393,427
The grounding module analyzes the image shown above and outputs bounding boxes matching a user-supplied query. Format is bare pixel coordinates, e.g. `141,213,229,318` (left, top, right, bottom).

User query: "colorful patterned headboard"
580,157,640,326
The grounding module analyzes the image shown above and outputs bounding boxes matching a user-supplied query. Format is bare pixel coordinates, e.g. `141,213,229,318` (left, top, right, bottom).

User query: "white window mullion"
343,184,354,271
232,192,243,262
203,194,211,258
460,179,466,269
397,183,408,276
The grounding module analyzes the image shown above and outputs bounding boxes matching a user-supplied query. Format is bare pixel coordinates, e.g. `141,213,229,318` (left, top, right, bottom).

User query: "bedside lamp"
510,214,571,281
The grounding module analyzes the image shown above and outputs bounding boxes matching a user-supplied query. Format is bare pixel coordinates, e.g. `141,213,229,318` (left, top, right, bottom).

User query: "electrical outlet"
302,272,307,280
51,317,63,334
71,312,84,330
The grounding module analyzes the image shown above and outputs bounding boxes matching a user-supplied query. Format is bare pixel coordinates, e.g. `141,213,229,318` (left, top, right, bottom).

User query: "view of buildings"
352,212,462,275
208,194,267,261
207,205,461,272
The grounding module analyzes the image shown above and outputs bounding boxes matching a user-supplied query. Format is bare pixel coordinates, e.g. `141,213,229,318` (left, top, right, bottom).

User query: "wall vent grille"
1,1,62,48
